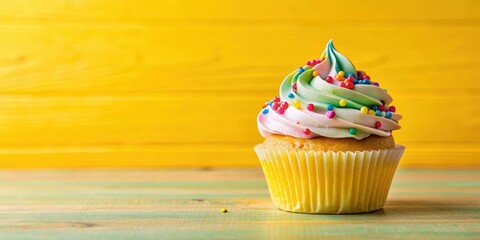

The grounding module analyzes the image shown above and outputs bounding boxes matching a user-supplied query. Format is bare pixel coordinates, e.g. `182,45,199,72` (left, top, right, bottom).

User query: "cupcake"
254,40,404,214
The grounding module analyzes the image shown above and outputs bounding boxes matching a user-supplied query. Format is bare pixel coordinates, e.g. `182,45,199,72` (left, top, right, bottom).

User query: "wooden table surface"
0,168,479,239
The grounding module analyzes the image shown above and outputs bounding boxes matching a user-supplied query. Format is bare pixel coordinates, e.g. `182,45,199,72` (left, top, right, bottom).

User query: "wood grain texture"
0,168,478,239
0,0,479,167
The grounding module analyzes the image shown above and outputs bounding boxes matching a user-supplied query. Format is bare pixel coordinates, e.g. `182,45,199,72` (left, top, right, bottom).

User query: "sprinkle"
375,121,382,128
298,67,305,73
363,75,370,80
296,121,300,124
385,112,393,119
220,208,228,213
375,110,382,116
280,101,289,109
293,100,301,109
272,102,280,110
262,108,269,114
378,105,385,111
357,70,366,78
312,71,319,77
269,100,273,106
372,106,379,111
263,102,269,108
353,80,359,84
306,60,312,66
307,103,314,111
338,71,345,77
360,107,368,115
277,107,285,114
358,80,363,84
287,92,294,98
363,79,371,84
326,111,336,119
292,83,297,92
345,82,354,89
388,106,396,113
273,96,280,102
373,82,379,87
346,76,355,82
326,76,334,83
348,73,355,78
340,82,347,88
368,110,376,115
303,128,311,135
327,104,334,111
349,128,357,135
336,74,344,81
339,99,347,107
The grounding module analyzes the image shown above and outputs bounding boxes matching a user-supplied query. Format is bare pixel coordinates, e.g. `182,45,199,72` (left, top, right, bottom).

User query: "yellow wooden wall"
0,0,478,168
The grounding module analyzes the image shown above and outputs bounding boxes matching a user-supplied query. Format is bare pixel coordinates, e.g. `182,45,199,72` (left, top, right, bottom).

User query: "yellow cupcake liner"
254,145,405,214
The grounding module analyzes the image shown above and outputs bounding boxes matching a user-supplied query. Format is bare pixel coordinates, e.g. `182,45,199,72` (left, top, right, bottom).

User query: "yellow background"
0,1,478,168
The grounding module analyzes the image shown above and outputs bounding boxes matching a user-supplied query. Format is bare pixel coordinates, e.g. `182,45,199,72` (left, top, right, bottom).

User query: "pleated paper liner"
254,145,405,214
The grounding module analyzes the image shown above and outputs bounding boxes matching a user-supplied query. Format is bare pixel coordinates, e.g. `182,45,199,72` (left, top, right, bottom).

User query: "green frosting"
282,69,385,110
321,39,357,78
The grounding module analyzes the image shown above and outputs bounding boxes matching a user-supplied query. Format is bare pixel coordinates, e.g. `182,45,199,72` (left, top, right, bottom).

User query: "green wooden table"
0,168,478,239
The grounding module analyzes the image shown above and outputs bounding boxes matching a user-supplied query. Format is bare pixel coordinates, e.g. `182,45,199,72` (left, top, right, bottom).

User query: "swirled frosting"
258,40,401,140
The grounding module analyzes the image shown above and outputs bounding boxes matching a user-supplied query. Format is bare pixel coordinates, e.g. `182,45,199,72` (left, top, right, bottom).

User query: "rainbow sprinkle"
293,100,301,109
326,111,336,119
307,103,314,111
303,128,311,135
385,112,393,119
360,107,368,115
349,128,357,135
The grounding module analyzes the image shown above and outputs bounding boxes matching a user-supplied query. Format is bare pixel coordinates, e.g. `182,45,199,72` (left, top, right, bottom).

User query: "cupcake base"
254,145,405,214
